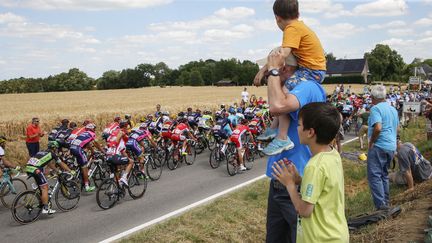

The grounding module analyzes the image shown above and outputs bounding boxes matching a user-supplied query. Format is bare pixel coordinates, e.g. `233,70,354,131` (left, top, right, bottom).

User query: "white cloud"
423,0,432,5
318,23,364,39
414,17,432,26
214,7,255,19
352,0,408,17
387,28,414,36
203,24,254,42
368,20,406,29
299,0,351,18
0,12,25,24
0,0,173,11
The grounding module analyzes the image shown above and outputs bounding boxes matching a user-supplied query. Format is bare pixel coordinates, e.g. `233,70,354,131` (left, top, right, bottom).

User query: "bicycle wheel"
207,134,216,151
209,148,223,169
146,157,162,181
185,143,196,165
96,179,119,210
11,190,42,224
127,170,147,199
55,180,81,211
167,150,179,170
226,153,238,176
244,148,254,170
194,137,206,154
153,148,167,168
1,178,28,209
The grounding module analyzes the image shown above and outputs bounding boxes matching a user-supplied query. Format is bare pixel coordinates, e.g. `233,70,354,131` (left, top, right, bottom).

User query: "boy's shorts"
284,67,326,91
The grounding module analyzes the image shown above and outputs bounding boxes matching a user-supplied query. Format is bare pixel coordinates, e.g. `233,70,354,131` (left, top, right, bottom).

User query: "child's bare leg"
270,116,279,129
276,114,289,140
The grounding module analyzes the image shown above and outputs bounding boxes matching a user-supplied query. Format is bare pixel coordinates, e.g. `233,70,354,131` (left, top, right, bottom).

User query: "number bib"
130,133,140,140
28,158,40,166
213,125,221,130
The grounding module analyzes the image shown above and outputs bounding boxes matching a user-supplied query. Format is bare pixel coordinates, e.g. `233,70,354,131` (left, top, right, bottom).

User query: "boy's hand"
271,160,295,186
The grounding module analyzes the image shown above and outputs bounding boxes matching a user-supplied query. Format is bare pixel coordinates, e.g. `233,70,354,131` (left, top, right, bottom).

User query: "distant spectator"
25,117,45,157
367,84,399,210
358,107,370,150
345,85,351,95
389,137,432,192
241,87,249,103
249,94,257,106
155,104,162,118
257,96,266,106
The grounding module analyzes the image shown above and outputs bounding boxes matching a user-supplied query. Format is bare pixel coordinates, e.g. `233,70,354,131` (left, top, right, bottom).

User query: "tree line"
0,58,259,94
1,44,431,94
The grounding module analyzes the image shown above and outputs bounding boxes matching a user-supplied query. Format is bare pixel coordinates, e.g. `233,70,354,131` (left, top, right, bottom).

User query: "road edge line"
99,136,359,243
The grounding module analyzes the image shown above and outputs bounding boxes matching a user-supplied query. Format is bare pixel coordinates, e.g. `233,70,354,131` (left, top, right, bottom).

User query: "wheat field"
1,84,366,164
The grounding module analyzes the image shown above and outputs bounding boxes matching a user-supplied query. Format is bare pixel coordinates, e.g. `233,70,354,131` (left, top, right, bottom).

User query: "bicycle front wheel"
184,144,196,165
11,190,42,224
226,153,238,176
127,171,148,199
91,166,110,188
209,148,223,169
167,150,179,170
244,148,254,170
1,178,28,209
146,157,162,181
96,179,119,210
55,180,81,211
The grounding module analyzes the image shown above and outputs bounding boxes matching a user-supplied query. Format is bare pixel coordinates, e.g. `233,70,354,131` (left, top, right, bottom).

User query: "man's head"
32,117,40,126
61,119,69,126
156,104,161,111
273,0,299,29
298,102,340,145
371,85,386,104
244,87,247,91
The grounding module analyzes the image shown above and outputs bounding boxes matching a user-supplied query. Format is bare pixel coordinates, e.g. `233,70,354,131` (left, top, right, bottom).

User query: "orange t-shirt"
282,20,326,71
26,124,41,143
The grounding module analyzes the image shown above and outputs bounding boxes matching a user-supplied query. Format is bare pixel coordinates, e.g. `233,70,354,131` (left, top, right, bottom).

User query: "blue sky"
0,0,431,80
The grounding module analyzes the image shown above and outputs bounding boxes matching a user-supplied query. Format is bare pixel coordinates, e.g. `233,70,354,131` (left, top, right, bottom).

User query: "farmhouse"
326,58,370,83
215,79,236,86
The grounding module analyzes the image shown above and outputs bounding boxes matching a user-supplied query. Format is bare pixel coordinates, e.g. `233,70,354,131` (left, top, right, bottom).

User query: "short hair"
273,0,299,20
371,85,386,99
299,102,341,145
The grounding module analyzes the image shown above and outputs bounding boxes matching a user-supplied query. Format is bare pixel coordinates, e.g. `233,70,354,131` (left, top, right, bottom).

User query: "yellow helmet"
256,111,263,117
358,153,367,161
171,114,177,120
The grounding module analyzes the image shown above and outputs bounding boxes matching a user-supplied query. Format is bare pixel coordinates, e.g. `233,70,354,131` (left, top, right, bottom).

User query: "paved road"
0,133,356,243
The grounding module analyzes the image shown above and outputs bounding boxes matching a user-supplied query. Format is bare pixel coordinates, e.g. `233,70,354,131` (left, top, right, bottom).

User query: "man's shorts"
107,155,130,166
70,145,88,166
284,67,326,91
126,139,143,157
28,168,48,187
213,129,228,140
171,133,186,142
230,132,247,149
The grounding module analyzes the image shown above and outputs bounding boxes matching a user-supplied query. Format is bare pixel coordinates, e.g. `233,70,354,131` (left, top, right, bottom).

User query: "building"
326,58,370,83
418,64,432,80
215,80,236,86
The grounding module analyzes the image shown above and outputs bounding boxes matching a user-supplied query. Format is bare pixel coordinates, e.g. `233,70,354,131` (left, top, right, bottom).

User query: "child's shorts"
284,67,326,91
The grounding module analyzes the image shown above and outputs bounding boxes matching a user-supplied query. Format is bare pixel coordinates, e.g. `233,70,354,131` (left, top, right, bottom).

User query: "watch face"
270,69,279,76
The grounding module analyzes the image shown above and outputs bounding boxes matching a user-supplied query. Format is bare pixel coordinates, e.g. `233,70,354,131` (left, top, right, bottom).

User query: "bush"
323,75,365,84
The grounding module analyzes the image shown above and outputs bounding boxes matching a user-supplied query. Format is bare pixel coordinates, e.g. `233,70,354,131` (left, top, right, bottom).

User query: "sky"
0,0,431,80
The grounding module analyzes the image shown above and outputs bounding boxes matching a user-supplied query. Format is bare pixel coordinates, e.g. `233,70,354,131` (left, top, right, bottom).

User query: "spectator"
346,85,351,95
25,117,45,157
155,104,162,118
249,94,257,107
257,96,266,106
265,48,326,242
358,107,370,150
389,136,432,192
367,84,399,210
241,87,249,104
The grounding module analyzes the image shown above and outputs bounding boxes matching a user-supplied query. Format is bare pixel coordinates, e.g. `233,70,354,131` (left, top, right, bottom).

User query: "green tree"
364,44,405,82
325,52,337,62
190,70,204,86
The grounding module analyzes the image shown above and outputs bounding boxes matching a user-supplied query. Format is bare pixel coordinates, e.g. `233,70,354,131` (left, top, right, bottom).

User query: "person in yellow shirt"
272,102,349,243
255,0,327,157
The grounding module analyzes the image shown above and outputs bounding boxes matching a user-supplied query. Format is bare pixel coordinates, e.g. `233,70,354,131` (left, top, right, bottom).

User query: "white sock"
221,144,227,152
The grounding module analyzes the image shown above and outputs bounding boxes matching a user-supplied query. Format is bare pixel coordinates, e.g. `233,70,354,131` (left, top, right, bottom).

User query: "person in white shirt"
241,87,249,103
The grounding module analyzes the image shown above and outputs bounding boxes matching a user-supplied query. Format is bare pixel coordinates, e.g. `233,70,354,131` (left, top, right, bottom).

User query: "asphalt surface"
0,133,356,243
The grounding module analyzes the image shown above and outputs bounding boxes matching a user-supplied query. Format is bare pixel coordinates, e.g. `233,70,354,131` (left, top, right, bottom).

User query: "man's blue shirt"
266,81,326,178
368,102,399,151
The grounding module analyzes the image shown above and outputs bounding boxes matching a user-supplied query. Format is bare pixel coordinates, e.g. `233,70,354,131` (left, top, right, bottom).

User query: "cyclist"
67,119,91,143
171,113,197,156
186,107,199,131
198,110,214,130
229,118,255,171
102,115,121,141
0,136,20,179
126,123,157,176
106,120,133,186
215,112,234,154
236,107,245,119
125,114,135,133
48,119,69,142
228,107,239,127
25,141,72,214
69,123,104,192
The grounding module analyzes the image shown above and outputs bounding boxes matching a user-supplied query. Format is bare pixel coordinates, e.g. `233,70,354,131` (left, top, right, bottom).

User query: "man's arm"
369,123,382,149
403,169,415,190
266,50,299,115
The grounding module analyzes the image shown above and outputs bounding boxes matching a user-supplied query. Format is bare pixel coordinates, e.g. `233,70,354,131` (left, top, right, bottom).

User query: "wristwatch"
268,68,280,76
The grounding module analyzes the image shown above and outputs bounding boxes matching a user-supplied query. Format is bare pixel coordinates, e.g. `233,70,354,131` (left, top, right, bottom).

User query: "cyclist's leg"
31,169,50,210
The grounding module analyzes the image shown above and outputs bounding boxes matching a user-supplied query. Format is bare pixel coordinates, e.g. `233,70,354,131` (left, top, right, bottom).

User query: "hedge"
323,75,365,84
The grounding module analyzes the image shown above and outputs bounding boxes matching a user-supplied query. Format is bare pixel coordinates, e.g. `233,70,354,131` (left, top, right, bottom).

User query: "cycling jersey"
198,115,213,129
171,123,189,142
230,125,250,149
228,114,238,127
26,150,60,186
48,125,69,141
215,117,232,136
67,127,86,142
126,129,152,157
102,122,119,140
70,131,96,148
106,129,127,156
161,120,176,139
248,117,263,135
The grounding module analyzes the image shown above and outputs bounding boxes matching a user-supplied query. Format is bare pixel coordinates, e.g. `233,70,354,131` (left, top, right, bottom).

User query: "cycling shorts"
107,155,130,165
70,145,88,166
161,130,172,139
28,168,48,187
213,129,228,140
126,139,143,157
230,132,247,149
188,120,198,128
171,134,186,142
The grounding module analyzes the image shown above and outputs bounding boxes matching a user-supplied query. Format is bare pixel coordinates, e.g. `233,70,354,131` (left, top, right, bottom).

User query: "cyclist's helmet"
85,123,96,131
82,119,91,126
187,107,192,112
0,136,7,144
47,141,60,150
220,104,225,109
228,107,235,114
255,111,263,117
114,115,121,122
119,120,128,128
196,109,201,114
236,107,243,113
162,111,169,116
178,111,185,118
203,110,211,115
69,122,77,129
125,114,131,119
139,122,148,130
61,119,69,126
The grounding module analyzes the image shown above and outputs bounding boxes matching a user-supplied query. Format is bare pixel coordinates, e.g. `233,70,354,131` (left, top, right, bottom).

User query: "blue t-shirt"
368,102,399,151
266,81,326,178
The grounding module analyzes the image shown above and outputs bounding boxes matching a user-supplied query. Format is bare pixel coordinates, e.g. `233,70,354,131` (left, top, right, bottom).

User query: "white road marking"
100,136,359,243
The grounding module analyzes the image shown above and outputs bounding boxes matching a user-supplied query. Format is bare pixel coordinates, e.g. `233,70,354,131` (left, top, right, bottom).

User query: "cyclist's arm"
92,140,104,154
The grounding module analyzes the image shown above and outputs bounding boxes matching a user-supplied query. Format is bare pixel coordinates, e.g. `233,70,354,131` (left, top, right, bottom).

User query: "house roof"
421,64,432,75
326,58,366,74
